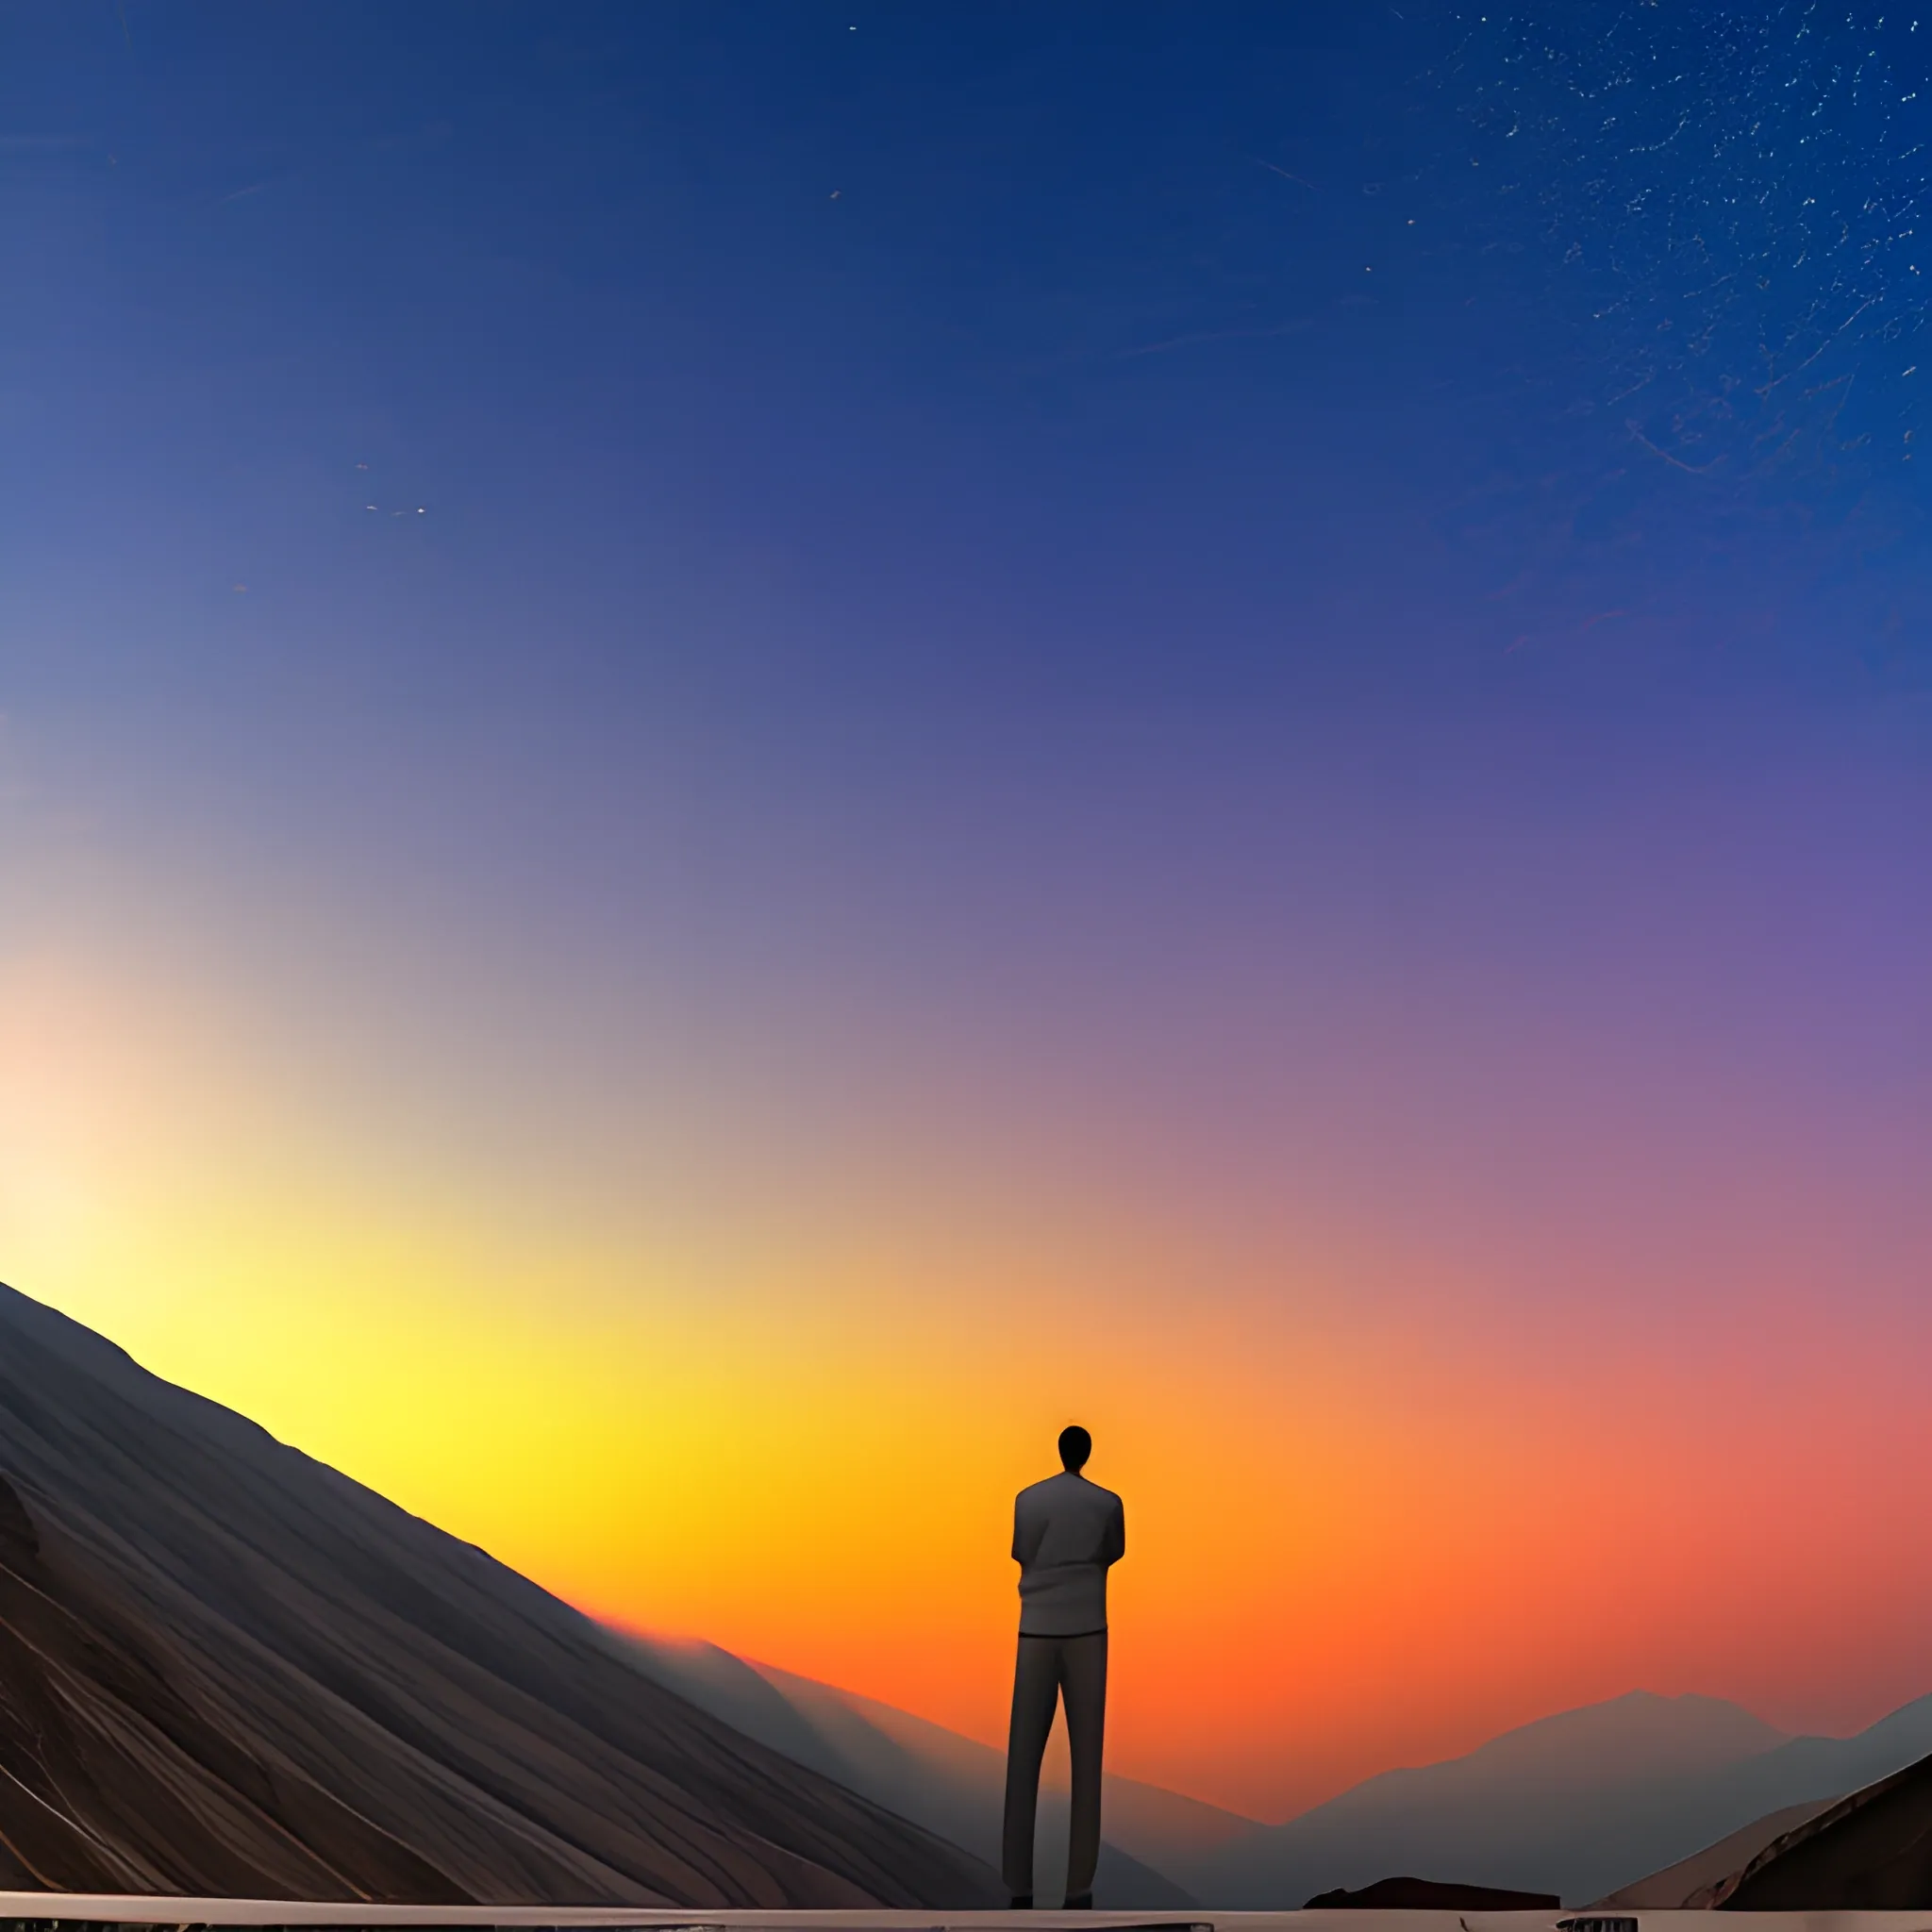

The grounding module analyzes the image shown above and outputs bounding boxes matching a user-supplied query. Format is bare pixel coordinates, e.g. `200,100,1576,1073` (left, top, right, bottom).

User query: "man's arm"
1103,1495,1124,1567
1014,1489,1054,1567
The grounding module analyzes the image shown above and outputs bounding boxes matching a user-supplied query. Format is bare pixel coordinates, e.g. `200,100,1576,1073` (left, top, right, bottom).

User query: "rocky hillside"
0,1282,1001,1908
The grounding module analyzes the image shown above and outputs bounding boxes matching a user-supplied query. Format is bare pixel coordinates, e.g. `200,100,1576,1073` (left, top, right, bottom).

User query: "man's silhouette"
1001,1424,1124,1910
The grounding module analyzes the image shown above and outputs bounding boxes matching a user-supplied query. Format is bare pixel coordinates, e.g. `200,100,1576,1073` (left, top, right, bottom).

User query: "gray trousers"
1001,1629,1108,1901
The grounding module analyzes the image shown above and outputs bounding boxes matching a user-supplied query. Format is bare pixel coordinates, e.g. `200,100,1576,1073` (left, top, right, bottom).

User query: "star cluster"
1455,4,1932,504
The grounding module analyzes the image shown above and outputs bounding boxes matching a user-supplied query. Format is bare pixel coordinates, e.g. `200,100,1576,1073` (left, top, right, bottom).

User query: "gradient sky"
6,0,1932,1824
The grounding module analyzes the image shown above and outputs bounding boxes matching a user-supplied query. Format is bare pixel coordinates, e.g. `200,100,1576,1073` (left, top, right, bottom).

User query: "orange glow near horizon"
8,908,1932,1824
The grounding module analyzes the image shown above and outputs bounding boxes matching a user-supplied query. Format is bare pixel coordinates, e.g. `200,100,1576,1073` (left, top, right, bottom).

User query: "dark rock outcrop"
1593,1797,1837,1907
1305,1876,1560,1908
0,1281,1002,1907
1719,1749,1932,1908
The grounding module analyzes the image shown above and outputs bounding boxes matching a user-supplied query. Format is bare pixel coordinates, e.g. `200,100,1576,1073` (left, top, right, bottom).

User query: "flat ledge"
0,1907,1920,1932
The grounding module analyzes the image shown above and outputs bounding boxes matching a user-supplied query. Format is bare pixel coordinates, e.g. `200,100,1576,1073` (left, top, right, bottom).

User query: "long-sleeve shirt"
1012,1470,1125,1636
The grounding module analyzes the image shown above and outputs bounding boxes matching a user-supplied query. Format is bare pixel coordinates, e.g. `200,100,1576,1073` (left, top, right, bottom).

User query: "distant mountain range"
0,1281,997,1906
1195,1687,1932,1905
5,1276,1931,1911
625,1635,1932,1908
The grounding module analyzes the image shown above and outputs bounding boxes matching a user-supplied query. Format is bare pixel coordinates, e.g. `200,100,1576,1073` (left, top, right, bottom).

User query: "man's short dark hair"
1058,1424,1091,1471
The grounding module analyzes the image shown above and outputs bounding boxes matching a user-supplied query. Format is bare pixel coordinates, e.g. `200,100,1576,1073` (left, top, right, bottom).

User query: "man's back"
1004,1427,1122,1907
1012,1469,1125,1637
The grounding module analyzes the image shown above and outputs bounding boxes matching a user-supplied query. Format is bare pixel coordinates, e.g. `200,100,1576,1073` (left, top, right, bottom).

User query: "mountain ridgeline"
622,1638,1932,1908
3,1278,1932,1910
0,1281,999,1906
1195,1688,1932,1907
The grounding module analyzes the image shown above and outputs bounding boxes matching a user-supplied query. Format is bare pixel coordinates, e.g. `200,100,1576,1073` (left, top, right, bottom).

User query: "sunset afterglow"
7,0,1932,1830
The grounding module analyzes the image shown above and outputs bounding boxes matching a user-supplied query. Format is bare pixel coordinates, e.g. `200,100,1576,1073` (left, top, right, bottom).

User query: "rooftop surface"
0,1903,1907,1932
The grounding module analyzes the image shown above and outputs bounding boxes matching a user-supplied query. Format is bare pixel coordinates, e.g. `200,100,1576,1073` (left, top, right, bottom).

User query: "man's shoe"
1064,1893,1093,1910
1008,1897,1033,1910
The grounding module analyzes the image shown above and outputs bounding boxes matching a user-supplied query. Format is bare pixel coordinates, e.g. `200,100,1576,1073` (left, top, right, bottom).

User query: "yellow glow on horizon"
0,941,1374,1804
7,914,1909,1823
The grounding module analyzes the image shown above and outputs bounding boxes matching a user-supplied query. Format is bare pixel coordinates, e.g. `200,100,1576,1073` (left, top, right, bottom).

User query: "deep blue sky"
13,2,1929,785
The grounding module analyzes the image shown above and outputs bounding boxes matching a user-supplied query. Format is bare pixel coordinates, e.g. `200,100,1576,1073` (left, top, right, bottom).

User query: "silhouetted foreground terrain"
1303,1878,1558,1908
0,1283,1000,1907
1719,1752,1932,1908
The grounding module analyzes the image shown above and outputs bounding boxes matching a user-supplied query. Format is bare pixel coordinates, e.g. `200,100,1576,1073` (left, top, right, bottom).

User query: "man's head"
1058,1424,1091,1473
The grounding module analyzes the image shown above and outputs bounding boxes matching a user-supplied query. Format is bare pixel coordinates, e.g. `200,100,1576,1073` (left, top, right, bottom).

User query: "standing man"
1002,1424,1125,1910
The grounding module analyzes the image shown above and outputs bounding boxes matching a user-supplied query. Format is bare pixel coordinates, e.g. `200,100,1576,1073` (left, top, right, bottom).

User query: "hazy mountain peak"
1453,1690,1789,1777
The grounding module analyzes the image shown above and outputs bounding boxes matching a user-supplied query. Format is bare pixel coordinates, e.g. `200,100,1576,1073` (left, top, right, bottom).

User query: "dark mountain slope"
0,1282,1001,1907
1721,1750,1932,1908
1591,1697,1932,1906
